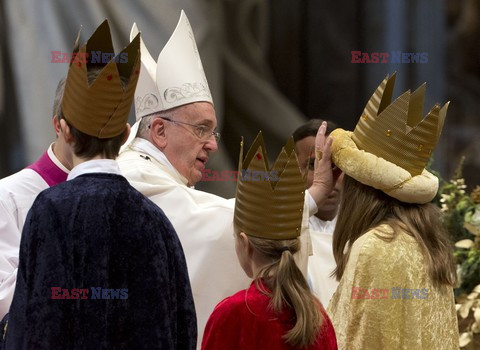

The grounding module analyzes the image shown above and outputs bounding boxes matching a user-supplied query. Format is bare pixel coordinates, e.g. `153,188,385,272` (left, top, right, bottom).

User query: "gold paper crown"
61,20,141,138
234,132,306,240
352,73,448,176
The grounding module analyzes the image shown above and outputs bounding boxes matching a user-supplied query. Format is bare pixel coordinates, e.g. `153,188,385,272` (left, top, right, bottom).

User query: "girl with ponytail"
201,124,338,350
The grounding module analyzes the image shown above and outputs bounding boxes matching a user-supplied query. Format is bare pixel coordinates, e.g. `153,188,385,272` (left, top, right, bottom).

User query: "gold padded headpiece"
330,73,449,204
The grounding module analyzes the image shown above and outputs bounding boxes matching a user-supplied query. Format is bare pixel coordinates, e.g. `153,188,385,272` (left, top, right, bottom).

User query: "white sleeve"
0,194,21,318
306,190,318,216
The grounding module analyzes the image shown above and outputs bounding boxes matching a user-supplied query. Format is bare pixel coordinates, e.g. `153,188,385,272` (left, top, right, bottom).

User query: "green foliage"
429,157,480,297
455,247,480,296
435,157,480,348
432,156,480,297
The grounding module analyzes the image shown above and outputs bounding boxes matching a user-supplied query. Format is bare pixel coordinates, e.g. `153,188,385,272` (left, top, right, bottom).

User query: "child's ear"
122,123,131,144
59,119,73,143
52,116,61,136
239,232,253,257
238,232,248,245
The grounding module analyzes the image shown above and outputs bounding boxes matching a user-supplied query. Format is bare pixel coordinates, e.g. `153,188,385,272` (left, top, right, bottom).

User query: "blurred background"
0,0,479,198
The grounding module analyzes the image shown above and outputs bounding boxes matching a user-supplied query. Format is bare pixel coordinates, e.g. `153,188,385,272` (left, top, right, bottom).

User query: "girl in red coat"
202,124,338,350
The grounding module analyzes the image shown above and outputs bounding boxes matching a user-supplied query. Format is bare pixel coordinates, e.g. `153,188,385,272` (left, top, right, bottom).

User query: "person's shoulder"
117,148,155,168
120,179,161,205
355,224,395,245
29,183,65,208
203,289,249,347
119,184,176,228
116,148,142,161
117,149,176,184
210,289,248,317
0,168,44,194
362,224,416,247
0,168,31,184
347,225,393,263
351,224,420,269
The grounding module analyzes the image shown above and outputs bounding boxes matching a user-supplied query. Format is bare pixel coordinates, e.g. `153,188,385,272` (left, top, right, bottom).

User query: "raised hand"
308,121,337,208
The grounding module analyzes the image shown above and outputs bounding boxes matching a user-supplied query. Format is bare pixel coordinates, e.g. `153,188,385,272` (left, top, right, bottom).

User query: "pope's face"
295,135,343,220
163,102,218,186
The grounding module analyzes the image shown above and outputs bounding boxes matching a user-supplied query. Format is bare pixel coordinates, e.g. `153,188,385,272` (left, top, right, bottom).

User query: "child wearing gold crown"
201,123,338,349
326,74,459,349
4,21,196,349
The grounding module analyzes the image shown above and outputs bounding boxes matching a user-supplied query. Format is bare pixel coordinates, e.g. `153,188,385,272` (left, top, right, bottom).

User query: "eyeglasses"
159,117,221,143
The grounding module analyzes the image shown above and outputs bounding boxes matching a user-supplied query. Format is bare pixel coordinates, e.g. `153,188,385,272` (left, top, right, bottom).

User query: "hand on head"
308,121,342,207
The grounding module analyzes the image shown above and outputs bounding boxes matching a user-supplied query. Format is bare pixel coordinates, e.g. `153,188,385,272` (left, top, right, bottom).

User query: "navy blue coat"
6,173,196,349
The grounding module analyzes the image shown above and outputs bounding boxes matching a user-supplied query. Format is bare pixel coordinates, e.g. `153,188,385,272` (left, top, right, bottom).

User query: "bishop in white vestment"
0,144,69,318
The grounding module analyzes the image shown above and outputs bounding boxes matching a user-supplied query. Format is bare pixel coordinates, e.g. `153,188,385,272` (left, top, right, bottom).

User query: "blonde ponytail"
249,236,323,348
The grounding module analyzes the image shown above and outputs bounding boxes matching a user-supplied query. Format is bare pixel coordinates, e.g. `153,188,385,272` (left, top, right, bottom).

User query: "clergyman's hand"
308,121,340,208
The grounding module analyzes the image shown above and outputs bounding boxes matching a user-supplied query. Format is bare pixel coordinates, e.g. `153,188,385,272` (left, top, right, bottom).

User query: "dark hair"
292,118,339,143
52,78,66,120
57,69,127,159
333,175,457,286
67,123,125,159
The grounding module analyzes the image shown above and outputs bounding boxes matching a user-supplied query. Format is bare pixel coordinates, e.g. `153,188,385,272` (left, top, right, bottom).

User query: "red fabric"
202,281,337,350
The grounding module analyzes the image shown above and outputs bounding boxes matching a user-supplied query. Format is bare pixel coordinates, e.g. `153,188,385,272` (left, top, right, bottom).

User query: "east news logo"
351,287,429,299
51,287,128,300
51,51,128,64
351,51,428,64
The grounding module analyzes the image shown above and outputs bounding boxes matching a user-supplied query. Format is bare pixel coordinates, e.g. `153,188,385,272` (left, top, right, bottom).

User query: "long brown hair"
245,234,323,348
332,175,457,286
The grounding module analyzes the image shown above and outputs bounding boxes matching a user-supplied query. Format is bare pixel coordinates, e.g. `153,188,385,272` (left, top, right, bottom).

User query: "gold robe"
327,225,459,349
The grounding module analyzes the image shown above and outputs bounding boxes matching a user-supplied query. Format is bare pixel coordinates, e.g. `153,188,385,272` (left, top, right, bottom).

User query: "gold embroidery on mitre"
62,20,141,139
352,73,448,176
234,132,306,240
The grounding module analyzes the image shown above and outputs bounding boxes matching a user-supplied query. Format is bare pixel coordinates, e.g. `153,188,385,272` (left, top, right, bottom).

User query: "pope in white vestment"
117,13,333,345
118,137,317,342
0,144,69,318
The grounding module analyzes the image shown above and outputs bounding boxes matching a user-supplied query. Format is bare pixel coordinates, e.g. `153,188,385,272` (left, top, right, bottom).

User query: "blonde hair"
241,233,323,348
333,175,457,286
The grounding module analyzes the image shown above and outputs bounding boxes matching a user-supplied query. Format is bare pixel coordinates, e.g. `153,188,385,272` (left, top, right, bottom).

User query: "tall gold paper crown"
352,73,448,176
62,20,141,138
234,132,306,240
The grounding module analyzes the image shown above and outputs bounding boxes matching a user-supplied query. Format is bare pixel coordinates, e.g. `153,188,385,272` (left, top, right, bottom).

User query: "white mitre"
122,10,213,149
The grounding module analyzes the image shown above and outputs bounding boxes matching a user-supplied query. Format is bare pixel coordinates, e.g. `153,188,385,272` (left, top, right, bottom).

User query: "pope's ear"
150,117,167,149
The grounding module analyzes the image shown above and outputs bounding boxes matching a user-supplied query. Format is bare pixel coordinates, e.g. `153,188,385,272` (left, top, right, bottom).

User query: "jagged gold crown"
352,73,448,176
234,132,306,240
62,20,141,138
